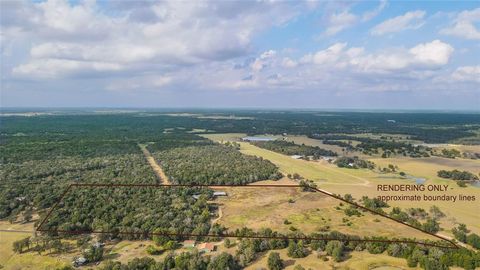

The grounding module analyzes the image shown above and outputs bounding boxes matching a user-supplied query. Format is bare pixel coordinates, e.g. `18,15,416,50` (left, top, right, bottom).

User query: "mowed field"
204,134,480,236
0,221,70,270
214,182,439,241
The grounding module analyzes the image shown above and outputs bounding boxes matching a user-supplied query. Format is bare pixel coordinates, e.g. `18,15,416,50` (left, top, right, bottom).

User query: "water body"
471,180,480,188
242,136,276,141
377,175,426,184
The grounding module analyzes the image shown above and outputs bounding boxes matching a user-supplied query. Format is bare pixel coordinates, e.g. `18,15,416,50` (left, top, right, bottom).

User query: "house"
72,257,87,267
213,191,227,197
290,155,303,159
183,240,196,248
197,242,215,253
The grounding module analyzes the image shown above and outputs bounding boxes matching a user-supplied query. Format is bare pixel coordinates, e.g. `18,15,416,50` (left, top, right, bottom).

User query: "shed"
213,191,227,197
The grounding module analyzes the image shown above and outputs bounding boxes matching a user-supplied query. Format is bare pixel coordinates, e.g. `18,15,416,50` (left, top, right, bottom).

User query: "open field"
202,135,480,236
246,249,421,270
214,183,439,241
0,221,70,270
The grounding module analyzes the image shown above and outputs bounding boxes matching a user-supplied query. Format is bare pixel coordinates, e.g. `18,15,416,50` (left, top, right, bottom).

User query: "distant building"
192,195,201,200
183,240,196,248
387,120,396,123
197,242,215,253
290,155,303,159
213,191,227,197
72,257,87,267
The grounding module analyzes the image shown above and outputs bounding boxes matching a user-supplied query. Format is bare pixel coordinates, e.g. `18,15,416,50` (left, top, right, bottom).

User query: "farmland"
1,111,479,270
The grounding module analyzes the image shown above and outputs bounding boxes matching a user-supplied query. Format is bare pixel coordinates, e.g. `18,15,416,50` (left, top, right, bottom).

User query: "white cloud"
299,40,453,73
12,59,123,79
324,1,387,36
281,57,297,68
4,0,306,79
325,10,358,36
362,0,387,22
409,40,454,66
371,10,426,35
451,66,480,82
441,8,480,40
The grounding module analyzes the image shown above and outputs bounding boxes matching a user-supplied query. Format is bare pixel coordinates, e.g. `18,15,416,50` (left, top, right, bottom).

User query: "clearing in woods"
138,143,171,185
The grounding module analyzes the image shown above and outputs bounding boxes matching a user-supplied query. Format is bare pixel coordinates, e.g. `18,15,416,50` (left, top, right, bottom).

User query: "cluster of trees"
335,156,375,169
12,235,72,255
99,251,239,270
41,186,214,241
356,139,430,158
0,153,157,219
251,140,337,158
153,144,282,185
438,148,462,159
452,224,480,250
437,170,479,181
310,134,432,158
389,207,443,233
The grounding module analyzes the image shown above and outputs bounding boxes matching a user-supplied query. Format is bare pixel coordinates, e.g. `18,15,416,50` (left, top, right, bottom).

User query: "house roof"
183,240,195,244
197,242,215,250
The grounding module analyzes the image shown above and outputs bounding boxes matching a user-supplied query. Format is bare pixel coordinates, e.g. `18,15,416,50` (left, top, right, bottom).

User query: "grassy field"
203,133,480,237
0,221,70,270
214,182,438,241
246,249,420,270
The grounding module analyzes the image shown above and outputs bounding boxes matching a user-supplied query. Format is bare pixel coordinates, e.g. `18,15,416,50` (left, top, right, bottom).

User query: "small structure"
183,240,196,248
197,242,215,253
213,191,227,197
290,155,303,159
72,257,87,267
192,194,201,200
92,242,105,248
387,119,396,123
348,163,355,167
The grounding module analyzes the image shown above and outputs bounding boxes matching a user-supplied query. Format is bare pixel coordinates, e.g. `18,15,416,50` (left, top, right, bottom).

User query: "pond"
376,175,426,184
242,136,276,141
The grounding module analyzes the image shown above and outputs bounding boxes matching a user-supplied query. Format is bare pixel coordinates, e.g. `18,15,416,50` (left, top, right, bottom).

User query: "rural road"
138,143,171,185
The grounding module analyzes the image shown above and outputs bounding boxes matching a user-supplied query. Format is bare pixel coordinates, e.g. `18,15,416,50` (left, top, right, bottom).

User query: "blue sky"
1,0,479,110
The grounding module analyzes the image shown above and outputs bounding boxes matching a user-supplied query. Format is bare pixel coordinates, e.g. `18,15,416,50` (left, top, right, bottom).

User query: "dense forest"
152,144,282,185
40,186,215,240
251,140,337,158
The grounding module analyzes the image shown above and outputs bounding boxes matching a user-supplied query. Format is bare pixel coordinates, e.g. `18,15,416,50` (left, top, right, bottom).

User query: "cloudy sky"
1,0,479,110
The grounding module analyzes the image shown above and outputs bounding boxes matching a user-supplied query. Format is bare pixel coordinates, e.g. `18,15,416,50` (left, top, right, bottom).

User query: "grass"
246,249,419,270
0,221,70,270
214,183,438,241
204,133,480,237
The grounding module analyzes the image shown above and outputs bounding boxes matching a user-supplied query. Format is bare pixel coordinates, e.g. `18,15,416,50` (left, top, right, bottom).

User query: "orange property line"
35,183,459,249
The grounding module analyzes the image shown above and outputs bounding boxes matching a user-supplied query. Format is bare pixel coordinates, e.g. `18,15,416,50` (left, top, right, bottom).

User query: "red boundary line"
35,183,459,249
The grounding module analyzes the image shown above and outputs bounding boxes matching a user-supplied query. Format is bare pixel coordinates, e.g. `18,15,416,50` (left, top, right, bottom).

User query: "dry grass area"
214,183,438,241
246,249,420,270
0,220,70,270
201,133,479,237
